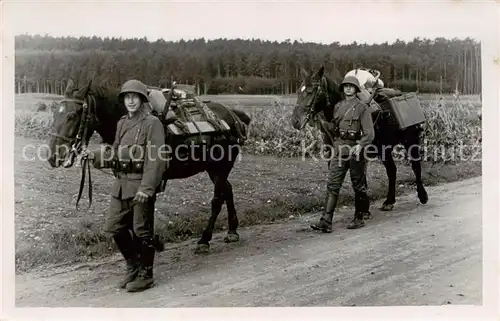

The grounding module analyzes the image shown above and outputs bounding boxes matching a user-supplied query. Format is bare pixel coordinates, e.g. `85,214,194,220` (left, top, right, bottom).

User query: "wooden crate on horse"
378,92,426,130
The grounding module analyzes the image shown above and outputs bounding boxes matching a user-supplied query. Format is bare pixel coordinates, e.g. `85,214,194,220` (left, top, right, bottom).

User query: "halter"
50,94,99,210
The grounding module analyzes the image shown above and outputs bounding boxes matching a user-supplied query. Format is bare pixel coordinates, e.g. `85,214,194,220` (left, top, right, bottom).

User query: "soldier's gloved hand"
82,150,95,160
350,144,362,157
133,191,149,203
79,149,95,166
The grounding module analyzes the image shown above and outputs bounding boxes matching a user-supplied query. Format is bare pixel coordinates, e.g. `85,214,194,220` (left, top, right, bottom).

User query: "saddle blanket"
167,120,230,136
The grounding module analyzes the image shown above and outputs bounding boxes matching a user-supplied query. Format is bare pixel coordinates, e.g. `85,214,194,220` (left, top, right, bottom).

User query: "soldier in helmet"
311,76,375,233
102,79,166,292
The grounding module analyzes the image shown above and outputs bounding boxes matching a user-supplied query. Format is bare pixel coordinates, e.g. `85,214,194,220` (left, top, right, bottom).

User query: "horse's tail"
229,108,251,125
214,104,251,144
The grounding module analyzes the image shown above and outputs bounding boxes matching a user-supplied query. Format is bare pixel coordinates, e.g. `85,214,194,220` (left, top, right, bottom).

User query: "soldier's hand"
80,148,95,160
350,144,362,157
134,191,149,203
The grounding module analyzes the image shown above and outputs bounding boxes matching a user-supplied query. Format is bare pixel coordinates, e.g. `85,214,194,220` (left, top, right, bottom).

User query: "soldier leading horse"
291,66,428,211
47,79,251,254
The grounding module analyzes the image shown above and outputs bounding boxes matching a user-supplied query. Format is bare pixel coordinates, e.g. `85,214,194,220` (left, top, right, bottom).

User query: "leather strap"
76,156,93,210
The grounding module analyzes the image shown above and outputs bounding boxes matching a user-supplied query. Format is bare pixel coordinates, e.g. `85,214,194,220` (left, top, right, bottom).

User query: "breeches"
104,194,156,239
327,154,368,197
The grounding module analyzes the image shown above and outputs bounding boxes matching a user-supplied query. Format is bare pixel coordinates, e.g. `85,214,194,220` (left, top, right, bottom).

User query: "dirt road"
15,177,482,307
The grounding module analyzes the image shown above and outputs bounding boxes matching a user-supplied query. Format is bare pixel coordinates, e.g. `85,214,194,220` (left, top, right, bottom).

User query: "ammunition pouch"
112,145,146,174
338,129,361,141
116,159,144,174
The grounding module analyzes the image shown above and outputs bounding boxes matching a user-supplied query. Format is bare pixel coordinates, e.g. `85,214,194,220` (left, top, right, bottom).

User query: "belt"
116,172,143,179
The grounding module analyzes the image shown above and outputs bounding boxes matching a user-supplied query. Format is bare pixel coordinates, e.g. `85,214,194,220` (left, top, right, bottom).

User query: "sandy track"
15,177,482,307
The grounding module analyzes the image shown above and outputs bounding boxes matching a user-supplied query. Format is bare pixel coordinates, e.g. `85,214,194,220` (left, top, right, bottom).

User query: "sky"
2,0,496,45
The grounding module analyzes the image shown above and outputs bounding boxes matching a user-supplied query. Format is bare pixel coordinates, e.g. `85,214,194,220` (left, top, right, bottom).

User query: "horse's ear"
64,78,75,97
318,65,325,78
83,79,92,96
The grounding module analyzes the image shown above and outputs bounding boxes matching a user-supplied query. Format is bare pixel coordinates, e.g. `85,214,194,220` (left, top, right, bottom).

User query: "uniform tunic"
104,107,166,238
325,96,374,213
331,97,375,156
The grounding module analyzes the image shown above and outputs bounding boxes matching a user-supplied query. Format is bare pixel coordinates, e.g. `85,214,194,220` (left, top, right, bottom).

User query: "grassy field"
14,92,482,273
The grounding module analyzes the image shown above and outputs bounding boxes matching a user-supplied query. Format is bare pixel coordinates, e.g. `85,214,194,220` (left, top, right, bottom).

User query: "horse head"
47,78,122,168
291,65,342,131
47,78,96,168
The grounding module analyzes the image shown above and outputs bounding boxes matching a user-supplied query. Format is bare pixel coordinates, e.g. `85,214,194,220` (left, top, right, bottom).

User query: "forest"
14,34,481,95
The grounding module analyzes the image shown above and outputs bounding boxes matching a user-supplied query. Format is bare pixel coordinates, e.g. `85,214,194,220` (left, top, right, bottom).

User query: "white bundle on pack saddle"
344,68,385,92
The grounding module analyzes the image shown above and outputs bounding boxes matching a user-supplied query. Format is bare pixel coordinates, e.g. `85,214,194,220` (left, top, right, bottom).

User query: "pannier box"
379,93,426,129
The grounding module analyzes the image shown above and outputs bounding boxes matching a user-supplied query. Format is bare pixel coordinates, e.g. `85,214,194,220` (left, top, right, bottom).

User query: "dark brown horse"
291,66,428,211
47,79,252,254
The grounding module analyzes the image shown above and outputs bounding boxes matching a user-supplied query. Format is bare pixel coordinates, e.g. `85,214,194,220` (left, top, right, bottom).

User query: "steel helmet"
339,76,361,92
118,79,149,102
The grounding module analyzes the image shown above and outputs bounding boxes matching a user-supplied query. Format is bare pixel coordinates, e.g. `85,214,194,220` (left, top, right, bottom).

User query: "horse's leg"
380,145,397,211
195,171,225,254
404,136,428,204
195,160,235,254
206,166,240,243
222,179,240,243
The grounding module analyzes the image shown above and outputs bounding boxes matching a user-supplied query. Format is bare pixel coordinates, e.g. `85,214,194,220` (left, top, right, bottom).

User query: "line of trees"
14,34,481,95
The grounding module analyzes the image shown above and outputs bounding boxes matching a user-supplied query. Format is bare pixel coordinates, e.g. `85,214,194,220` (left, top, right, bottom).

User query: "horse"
47,78,252,254
290,66,428,211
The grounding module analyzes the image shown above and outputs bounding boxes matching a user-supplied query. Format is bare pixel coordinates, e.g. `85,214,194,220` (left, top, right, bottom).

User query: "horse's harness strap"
321,76,332,108
75,95,98,211
76,155,92,210
50,96,96,150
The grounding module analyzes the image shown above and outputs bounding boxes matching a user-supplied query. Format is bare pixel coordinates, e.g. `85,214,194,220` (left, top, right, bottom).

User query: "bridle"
51,94,99,210
50,95,98,160
299,77,332,130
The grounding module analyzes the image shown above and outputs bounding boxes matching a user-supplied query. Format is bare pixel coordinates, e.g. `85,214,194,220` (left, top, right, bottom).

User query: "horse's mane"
321,73,343,110
85,83,126,144
89,84,120,106
323,74,341,96
88,84,126,116
90,84,116,99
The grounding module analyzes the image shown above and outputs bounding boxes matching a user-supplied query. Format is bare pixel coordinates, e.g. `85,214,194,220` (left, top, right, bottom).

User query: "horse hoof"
380,203,394,211
419,192,429,204
224,233,240,243
194,243,210,254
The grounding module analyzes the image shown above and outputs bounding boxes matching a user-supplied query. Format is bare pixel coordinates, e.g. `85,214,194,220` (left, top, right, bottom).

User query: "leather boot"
113,230,140,289
126,237,155,292
355,193,372,220
346,211,366,229
310,193,338,233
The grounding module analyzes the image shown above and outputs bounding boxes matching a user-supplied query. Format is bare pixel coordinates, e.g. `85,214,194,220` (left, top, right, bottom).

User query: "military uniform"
100,79,166,292
311,76,375,232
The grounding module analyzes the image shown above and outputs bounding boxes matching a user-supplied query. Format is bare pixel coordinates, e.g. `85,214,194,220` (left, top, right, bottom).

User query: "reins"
75,94,97,211
76,154,93,211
